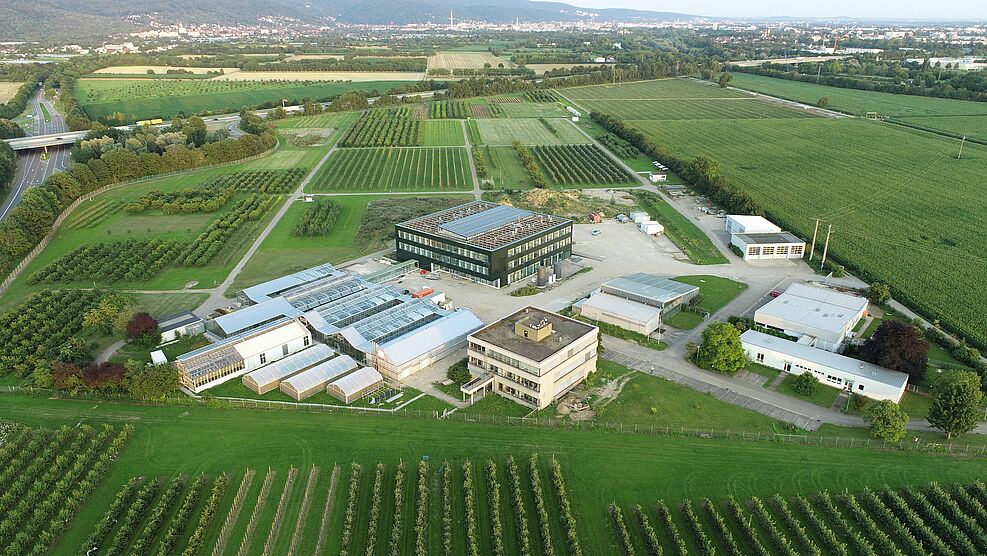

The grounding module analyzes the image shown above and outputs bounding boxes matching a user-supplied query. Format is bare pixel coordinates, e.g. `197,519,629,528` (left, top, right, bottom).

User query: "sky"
558,0,987,21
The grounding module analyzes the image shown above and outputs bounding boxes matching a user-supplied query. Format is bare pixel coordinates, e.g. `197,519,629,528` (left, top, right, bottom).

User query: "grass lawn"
39,101,52,122
663,311,703,329
481,145,535,189
631,191,728,265
744,363,782,385
421,120,466,146
459,393,532,418
229,195,380,293
475,118,588,146
111,334,211,365
432,380,464,400
776,373,843,408
132,292,209,318
663,275,748,329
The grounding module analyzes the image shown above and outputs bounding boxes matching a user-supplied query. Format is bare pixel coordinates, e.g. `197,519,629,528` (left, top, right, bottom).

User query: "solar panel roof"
438,204,531,239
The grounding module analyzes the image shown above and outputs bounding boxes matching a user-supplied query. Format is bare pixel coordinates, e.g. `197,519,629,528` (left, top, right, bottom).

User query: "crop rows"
126,169,304,214
0,290,104,375
29,239,186,284
525,90,558,102
429,100,468,119
531,144,635,185
66,200,123,229
310,147,472,191
180,194,279,266
340,109,422,147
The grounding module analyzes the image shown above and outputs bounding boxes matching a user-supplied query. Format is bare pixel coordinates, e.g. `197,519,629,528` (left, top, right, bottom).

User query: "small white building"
754,283,868,352
573,273,699,335
565,106,580,122
741,330,908,402
648,171,667,183
639,221,664,235
158,311,205,344
732,232,805,260
725,215,781,236
629,211,650,224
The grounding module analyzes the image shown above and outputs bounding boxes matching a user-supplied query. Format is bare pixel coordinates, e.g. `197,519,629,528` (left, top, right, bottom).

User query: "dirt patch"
428,51,509,70
555,371,635,421
412,104,428,120
0,82,24,103
281,128,335,146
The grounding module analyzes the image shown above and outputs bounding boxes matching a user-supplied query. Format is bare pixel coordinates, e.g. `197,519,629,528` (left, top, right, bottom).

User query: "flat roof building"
732,232,805,261
209,297,302,338
158,311,205,344
573,274,699,335
755,283,868,352
463,307,598,410
725,215,781,236
741,330,908,402
396,201,572,288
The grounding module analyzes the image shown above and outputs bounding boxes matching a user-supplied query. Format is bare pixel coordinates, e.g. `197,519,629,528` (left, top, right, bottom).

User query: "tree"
127,312,161,347
695,322,747,375
792,372,819,395
865,283,891,304
302,101,323,115
125,360,179,400
863,400,908,442
817,96,830,108
82,294,133,334
238,109,268,135
927,370,984,439
860,320,928,382
0,118,25,139
717,73,732,88
447,358,471,384
57,336,93,366
328,91,369,112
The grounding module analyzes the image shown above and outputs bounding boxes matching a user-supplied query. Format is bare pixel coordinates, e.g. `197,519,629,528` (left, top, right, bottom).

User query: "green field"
561,78,751,100
897,114,987,141
577,97,817,120
629,117,986,346
421,119,466,146
475,118,588,145
729,72,987,118
482,145,536,189
274,111,361,130
2,393,987,556
76,78,413,121
307,147,473,192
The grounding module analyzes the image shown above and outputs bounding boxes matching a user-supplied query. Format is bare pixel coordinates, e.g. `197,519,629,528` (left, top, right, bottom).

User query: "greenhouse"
303,283,407,336
327,367,384,404
238,262,343,305
242,343,336,394
279,354,359,401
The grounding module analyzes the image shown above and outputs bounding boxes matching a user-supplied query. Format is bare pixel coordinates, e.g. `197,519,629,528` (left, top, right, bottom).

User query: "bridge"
5,131,88,151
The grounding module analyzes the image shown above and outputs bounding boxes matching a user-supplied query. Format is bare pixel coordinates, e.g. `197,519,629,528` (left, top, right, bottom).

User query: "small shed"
158,311,205,344
648,171,667,183
150,351,168,365
640,221,663,235
326,366,384,404
629,211,650,224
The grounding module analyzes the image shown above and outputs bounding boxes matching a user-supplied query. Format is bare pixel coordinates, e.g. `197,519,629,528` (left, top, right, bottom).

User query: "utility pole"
820,224,833,270
808,219,820,261
958,136,966,159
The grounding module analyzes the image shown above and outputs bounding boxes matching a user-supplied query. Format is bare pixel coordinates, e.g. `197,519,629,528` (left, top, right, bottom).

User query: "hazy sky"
558,1,987,21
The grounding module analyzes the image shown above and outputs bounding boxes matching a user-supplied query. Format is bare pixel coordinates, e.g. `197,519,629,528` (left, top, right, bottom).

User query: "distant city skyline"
554,1,987,21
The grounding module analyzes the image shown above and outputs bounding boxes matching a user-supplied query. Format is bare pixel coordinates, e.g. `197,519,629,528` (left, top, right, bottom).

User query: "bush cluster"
512,141,548,188
292,199,340,237
30,239,185,284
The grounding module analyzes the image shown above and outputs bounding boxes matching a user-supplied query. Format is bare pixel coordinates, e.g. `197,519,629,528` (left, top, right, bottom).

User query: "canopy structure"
327,367,384,404
279,354,358,401
242,343,335,394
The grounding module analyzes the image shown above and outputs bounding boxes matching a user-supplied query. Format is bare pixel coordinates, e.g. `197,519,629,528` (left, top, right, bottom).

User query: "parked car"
769,290,783,298
591,229,602,236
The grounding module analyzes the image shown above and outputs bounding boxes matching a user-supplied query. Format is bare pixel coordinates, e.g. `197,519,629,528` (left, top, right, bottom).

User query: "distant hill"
0,0,695,42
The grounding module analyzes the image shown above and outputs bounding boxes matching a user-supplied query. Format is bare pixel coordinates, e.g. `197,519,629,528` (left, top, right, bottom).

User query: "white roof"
741,330,908,389
580,292,662,323
756,283,867,335
214,297,302,336
233,321,309,359
328,366,383,396
240,263,339,304
280,354,358,394
727,215,781,233
243,343,335,388
377,309,484,366
150,350,168,365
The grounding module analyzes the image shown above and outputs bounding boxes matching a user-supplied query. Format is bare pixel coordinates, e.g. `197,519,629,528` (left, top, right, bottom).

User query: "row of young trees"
29,239,185,284
340,109,422,147
339,463,362,556
512,142,548,188
180,194,278,267
429,100,469,119
531,144,634,185
181,474,230,556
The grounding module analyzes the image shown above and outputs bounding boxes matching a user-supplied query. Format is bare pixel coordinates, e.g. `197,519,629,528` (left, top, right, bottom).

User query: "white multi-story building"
462,307,599,410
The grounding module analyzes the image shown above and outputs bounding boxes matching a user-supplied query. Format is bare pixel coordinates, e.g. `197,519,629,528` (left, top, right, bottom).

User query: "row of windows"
397,230,490,263
398,242,489,275
753,353,866,392
470,356,541,392
507,226,572,257
747,244,804,256
509,237,572,270
472,346,541,376
507,250,569,285
498,383,538,406
435,265,500,287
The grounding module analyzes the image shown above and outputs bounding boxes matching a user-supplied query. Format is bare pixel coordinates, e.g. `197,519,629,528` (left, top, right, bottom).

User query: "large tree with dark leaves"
860,320,929,382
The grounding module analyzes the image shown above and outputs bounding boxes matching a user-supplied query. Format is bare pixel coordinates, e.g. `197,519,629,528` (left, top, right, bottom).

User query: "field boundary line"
312,465,341,556
461,119,481,200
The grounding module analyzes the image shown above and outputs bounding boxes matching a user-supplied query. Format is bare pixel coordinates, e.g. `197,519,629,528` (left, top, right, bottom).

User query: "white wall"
241,335,310,373
732,236,805,260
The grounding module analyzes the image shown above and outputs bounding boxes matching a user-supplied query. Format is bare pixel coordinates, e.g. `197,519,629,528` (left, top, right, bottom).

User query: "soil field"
429,51,511,69
91,66,240,75
0,81,24,103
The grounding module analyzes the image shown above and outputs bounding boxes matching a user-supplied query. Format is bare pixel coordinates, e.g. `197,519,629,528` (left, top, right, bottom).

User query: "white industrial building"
754,283,868,352
573,274,699,335
725,215,781,236
732,232,806,261
157,312,205,344
741,330,908,402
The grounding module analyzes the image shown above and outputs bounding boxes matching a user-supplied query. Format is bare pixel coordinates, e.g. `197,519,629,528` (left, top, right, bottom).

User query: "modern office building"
395,201,572,288
462,307,599,410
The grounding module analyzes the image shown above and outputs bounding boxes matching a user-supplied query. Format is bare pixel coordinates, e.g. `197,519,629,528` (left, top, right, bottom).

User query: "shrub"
792,372,819,395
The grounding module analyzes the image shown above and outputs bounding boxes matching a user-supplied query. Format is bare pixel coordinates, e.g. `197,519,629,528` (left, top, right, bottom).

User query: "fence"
0,141,280,298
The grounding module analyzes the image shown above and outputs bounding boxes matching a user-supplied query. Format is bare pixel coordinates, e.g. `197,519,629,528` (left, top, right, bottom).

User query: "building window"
304,336,310,346
858,384,864,391
756,353,764,363
260,353,267,364
282,344,289,356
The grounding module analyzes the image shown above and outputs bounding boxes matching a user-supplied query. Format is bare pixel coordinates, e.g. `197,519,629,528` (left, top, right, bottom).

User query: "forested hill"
0,0,694,42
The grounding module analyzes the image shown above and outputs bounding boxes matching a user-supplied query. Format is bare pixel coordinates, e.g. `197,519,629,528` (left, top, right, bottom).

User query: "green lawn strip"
432,380,465,400
244,469,290,555
349,464,377,555
534,456,573,555
210,469,263,556
269,467,311,555
448,463,467,554
483,145,536,189
630,191,728,265
663,311,704,330
318,464,351,556
775,374,843,409
673,275,748,312
421,119,466,146
111,334,211,365
401,394,456,414
131,293,209,318
472,459,497,556
744,363,782,385
861,317,883,339
39,101,52,122
459,394,531,418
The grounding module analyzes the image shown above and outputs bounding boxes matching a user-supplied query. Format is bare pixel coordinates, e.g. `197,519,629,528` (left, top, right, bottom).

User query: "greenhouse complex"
174,263,484,403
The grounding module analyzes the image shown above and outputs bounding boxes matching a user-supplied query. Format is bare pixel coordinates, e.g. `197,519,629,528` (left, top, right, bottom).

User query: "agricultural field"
3,394,987,555
212,71,426,82
574,97,818,120
491,102,570,119
307,147,473,192
480,146,536,189
0,81,24,103
91,66,239,75
629,117,986,344
896,115,987,142
530,144,637,187
729,72,987,118
421,120,466,146
339,109,422,147
475,118,589,145
560,78,752,100
274,111,361,130
428,51,510,69
75,78,413,122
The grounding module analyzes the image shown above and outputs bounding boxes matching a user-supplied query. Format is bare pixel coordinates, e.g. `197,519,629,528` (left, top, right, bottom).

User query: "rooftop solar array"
280,354,358,395
602,273,699,307
438,204,531,239
242,343,336,390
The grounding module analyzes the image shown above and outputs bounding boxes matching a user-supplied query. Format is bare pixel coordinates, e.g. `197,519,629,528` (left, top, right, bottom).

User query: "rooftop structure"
371,309,484,380
210,297,302,338
400,201,568,251
158,311,205,344
725,215,781,235
755,283,868,352
238,263,343,305
470,306,595,363
601,273,699,309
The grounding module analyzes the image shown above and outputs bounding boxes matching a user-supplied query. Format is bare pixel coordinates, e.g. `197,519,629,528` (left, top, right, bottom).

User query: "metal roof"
601,274,699,306
740,330,908,389
283,275,370,312
213,297,302,336
242,343,336,389
579,292,662,323
327,366,384,397
438,204,531,239
377,309,484,366
756,284,868,335
733,232,804,245
280,354,358,394
303,284,407,335
240,263,340,304
726,215,780,233
158,311,201,333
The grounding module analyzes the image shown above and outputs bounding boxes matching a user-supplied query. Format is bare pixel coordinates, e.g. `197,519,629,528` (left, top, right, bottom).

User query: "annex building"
725,215,805,261
573,273,699,335
754,283,868,352
741,330,908,402
462,307,599,410
395,201,572,288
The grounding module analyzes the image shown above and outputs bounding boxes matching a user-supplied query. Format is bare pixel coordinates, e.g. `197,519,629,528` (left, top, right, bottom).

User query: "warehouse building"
395,201,572,288
279,354,359,401
462,307,598,410
175,318,312,392
754,283,868,352
725,215,781,235
741,330,908,402
732,232,806,261
573,274,699,335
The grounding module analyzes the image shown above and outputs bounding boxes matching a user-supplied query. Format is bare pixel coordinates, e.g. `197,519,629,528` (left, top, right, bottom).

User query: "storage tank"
553,261,563,279
536,266,548,286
